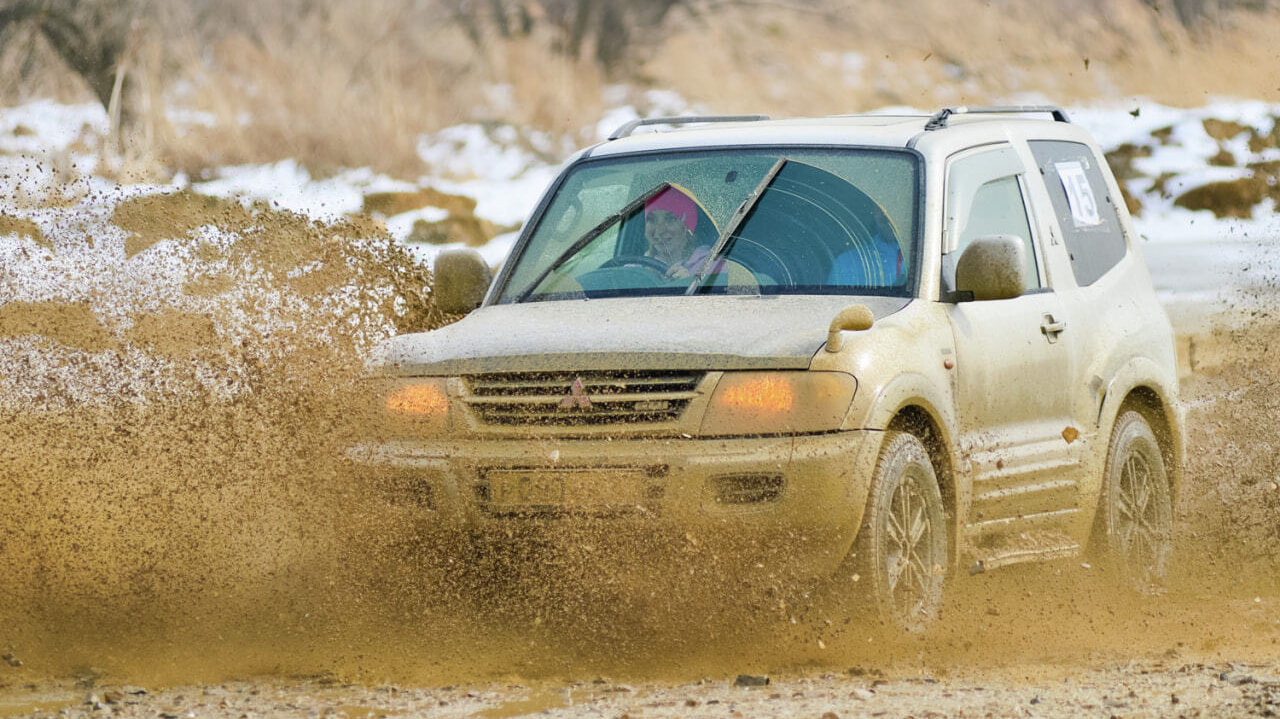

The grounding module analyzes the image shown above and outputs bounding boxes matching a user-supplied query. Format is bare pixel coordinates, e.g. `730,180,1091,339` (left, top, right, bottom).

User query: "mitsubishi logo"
559,377,593,410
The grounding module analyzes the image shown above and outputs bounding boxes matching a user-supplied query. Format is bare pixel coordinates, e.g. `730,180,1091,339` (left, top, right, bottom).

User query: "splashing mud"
2,187,1280,693
0,188,442,683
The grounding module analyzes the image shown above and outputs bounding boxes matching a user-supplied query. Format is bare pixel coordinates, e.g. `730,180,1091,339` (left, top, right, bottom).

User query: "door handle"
1041,314,1067,343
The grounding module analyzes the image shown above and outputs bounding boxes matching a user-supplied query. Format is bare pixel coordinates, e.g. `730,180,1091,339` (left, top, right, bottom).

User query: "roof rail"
924,105,1071,131
608,114,769,141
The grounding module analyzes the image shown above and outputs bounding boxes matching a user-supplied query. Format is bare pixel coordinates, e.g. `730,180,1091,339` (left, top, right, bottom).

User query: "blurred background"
2,0,1278,180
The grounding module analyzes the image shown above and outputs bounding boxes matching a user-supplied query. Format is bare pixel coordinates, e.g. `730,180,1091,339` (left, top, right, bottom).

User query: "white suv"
355,106,1183,631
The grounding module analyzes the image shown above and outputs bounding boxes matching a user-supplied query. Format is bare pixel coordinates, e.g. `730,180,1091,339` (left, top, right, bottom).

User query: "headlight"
700,371,857,436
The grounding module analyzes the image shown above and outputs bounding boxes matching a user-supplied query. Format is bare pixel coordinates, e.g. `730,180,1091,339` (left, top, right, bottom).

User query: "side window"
944,149,1042,292
1028,140,1126,286
958,177,1039,289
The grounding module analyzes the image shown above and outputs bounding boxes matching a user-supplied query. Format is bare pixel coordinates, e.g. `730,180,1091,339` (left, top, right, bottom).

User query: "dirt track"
3,206,1280,715
0,318,1277,718
4,583,1280,719
4,659,1280,719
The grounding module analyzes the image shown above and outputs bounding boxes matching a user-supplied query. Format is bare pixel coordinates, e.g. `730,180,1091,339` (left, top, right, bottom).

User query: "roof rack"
608,114,770,141
924,105,1071,131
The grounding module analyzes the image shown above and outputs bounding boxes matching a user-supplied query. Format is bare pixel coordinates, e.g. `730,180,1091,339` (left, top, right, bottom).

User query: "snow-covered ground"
3,94,1277,268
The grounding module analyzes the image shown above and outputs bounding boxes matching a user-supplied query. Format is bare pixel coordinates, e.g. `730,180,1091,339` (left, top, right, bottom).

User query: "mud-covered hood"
374,295,911,374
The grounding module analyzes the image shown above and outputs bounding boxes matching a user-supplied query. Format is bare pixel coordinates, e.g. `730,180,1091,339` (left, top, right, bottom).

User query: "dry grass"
2,0,1279,179
647,0,1280,115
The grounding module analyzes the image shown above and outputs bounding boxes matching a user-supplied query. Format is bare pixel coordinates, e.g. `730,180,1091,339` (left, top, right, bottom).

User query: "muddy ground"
4,205,1280,716
0,321,1275,719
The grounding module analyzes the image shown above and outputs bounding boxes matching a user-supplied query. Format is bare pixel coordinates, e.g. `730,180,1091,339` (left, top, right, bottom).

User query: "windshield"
495,147,920,303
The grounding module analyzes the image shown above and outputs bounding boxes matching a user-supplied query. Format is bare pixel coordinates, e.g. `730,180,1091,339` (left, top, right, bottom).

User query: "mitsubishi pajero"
353,106,1183,631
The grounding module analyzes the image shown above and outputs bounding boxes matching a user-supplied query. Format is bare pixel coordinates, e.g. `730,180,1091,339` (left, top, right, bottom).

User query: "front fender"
858,371,959,446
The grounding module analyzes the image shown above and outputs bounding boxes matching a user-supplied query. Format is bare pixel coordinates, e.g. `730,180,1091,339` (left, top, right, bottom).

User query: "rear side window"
1029,140,1126,286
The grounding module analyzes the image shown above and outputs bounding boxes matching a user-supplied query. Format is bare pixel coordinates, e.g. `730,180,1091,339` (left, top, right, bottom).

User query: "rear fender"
1081,357,1183,520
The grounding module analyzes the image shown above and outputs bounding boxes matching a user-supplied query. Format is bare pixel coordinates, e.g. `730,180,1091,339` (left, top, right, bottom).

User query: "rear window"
1029,140,1127,286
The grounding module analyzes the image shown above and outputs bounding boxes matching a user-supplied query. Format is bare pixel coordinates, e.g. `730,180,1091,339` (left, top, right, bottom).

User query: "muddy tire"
847,431,947,632
1094,410,1173,592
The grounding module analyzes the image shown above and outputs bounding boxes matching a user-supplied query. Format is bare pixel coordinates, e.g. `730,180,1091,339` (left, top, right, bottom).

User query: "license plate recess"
484,468,646,512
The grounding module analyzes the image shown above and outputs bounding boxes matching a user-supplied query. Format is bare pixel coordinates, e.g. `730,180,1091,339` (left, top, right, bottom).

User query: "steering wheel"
598,254,671,274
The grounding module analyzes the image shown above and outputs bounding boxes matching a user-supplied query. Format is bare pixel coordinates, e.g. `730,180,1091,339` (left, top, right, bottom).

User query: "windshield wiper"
685,157,786,295
511,182,671,304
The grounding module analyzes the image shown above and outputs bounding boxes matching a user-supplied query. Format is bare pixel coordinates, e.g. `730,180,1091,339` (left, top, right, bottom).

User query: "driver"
644,185,713,279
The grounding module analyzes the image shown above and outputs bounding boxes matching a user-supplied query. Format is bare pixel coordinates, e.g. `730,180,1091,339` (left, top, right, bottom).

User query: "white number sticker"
1055,161,1101,228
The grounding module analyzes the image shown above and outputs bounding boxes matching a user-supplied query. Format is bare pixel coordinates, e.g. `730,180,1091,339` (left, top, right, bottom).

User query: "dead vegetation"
1174,175,1277,218
2,0,1279,180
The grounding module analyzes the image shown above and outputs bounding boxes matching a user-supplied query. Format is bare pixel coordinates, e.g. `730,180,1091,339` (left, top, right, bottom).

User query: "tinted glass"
1029,140,1127,286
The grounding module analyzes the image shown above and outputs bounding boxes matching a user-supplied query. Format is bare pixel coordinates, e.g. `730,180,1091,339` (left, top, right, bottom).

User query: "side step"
965,531,1081,575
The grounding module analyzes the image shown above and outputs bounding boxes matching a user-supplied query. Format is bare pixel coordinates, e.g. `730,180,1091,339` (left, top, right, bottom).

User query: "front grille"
463,370,703,427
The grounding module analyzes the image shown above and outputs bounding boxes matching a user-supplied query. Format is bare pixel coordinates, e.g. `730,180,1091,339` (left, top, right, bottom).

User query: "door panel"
943,147,1080,546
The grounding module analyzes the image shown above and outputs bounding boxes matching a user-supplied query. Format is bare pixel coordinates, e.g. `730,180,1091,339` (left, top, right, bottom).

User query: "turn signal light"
386,381,448,416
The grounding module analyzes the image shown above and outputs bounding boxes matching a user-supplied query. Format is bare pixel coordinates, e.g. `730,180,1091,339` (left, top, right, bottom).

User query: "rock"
1104,143,1153,181
733,674,770,687
406,215,500,246
1118,183,1144,217
1248,128,1277,153
1250,160,1280,181
1209,147,1237,167
821,712,840,719
1202,118,1251,141
362,188,477,218
102,691,124,704
1,652,21,667
1221,671,1256,685
850,688,874,700
1174,176,1268,219
75,668,105,689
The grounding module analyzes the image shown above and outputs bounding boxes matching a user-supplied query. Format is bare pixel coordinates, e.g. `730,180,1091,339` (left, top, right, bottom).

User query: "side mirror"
434,249,493,314
954,234,1026,301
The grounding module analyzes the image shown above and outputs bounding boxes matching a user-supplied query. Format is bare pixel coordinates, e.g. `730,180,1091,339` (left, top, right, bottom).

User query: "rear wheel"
847,431,947,632
1094,410,1173,592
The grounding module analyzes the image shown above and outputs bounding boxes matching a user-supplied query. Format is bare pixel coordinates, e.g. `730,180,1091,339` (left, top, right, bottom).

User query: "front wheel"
846,431,947,632
1094,410,1173,592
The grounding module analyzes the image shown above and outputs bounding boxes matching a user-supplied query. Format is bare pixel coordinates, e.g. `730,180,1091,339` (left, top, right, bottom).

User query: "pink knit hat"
644,186,698,233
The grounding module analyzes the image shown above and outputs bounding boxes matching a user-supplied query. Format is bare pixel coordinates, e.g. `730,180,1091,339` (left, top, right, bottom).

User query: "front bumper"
345,430,885,580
